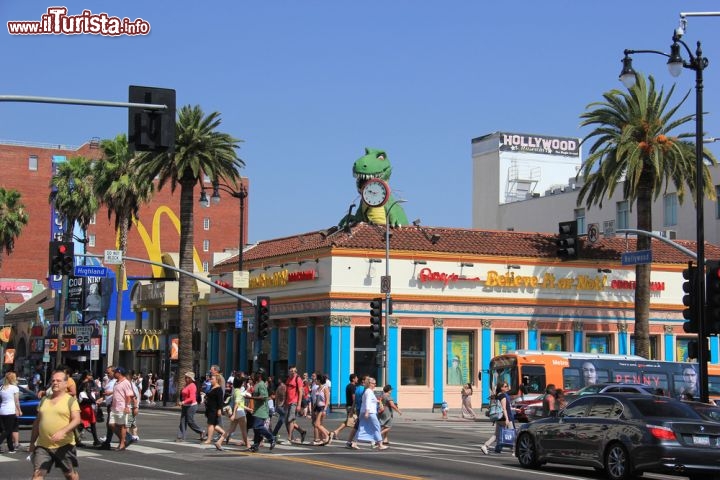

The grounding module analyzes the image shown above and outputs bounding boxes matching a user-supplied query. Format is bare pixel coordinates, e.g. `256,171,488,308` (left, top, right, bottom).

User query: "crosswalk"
0,430,499,465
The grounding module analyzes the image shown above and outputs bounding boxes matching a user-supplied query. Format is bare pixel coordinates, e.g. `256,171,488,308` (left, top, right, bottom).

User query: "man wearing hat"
176,372,204,442
107,367,136,451
249,368,275,452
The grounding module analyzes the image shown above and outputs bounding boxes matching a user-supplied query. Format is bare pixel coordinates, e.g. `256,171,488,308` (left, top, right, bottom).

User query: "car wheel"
516,432,540,469
604,442,631,480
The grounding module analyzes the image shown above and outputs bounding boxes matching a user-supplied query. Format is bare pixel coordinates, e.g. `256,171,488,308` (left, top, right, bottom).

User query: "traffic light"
369,297,383,341
256,296,270,339
706,261,720,335
682,262,699,334
556,220,579,259
128,85,176,153
49,241,74,276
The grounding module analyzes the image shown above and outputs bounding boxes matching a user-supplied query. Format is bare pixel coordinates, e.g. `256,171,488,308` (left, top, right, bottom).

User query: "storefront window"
354,327,378,377
540,333,564,351
676,337,694,362
446,331,474,385
400,329,427,386
585,334,610,354
494,332,520,356
630,335,659,359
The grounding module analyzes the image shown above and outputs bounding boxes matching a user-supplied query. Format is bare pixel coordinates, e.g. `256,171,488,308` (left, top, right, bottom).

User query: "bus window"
563,368,583,391
645,373,669,394
519,365,545,395
709,374,720,400
489,366,516,398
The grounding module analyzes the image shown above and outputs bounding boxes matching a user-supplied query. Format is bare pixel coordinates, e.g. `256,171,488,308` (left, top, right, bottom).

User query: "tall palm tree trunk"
178,176,196,376
112,217,130,366
634,176,653,358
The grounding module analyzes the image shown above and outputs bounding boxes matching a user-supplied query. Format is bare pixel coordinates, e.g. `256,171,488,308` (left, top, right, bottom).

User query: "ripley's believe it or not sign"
417,268,665,292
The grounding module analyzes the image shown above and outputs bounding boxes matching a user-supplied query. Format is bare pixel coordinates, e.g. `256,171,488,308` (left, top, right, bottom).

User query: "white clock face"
361,179,389,207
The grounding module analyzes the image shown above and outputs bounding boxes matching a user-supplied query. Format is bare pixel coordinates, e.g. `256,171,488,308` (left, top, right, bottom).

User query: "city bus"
488,350,720,403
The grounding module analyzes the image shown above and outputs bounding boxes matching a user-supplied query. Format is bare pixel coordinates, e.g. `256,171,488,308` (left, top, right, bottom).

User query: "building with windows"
0,139,245,376
472,131,720,242
195,222,720,410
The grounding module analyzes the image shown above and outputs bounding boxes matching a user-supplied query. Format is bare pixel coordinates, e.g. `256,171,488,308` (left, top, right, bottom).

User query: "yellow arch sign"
133,205,204,277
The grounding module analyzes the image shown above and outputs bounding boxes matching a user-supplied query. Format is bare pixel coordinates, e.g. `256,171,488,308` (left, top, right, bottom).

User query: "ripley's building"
128,222,720,410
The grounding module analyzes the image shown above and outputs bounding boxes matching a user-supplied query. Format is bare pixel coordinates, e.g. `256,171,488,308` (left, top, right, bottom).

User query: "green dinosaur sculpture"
340,147,409,228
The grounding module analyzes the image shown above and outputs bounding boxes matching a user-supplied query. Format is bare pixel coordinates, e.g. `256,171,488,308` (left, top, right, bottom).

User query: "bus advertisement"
488,350,720,404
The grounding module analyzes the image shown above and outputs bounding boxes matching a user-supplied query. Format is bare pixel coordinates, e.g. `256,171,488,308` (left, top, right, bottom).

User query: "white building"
472,131,720,243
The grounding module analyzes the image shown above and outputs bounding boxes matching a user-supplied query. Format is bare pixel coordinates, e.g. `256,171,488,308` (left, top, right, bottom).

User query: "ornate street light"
200,179,248,370
620,28,710,402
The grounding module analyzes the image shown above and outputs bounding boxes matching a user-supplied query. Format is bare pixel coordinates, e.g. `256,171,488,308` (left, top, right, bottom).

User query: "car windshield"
631,398,701,419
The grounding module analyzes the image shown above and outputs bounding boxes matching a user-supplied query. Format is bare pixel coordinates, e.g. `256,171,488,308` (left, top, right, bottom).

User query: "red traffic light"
260,297,269,308
58,244,68,254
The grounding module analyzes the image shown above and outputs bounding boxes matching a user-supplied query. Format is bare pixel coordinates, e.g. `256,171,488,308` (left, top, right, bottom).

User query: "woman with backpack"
480,382,515,455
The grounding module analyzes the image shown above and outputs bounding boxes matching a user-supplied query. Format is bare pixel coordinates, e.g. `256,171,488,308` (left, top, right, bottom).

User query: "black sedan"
515,393,720,480
18,385,40,426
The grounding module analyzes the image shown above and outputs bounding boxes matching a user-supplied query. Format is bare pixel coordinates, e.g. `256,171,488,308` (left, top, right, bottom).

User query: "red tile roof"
212,223,718,274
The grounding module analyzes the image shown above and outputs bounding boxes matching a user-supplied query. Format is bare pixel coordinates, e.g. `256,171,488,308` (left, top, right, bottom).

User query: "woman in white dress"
349,377,387,450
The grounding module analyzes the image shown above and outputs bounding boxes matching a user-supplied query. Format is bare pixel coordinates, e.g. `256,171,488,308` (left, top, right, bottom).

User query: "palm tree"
0,187,29,269
139,105,243,376
50,156,99,248
577,73,717,358
94,134,155,366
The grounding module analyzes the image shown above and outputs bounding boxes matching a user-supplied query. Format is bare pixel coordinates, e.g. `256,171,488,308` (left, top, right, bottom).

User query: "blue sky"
2,2,718,244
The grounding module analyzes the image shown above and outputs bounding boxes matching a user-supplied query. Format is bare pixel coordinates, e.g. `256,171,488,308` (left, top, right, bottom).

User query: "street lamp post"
201,178,248,371
383,199,407,386
620,29,710,403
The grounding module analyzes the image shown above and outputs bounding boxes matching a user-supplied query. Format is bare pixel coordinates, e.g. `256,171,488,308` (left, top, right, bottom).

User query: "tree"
94,134,155,366
49,156,99,249
139,105,243,376
577,73,717,358
0,187,29,269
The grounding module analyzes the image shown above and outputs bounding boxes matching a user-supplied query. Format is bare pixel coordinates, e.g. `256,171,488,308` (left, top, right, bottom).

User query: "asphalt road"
0,407,693,480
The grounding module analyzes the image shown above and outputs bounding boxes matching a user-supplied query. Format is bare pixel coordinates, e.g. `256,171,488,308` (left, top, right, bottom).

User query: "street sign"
380,275,391,294
603,220,616,238
235,311,243,329
104,249,123,264
74,265,108,277
587,223,600,244
621,249,653,266
75,325,93,345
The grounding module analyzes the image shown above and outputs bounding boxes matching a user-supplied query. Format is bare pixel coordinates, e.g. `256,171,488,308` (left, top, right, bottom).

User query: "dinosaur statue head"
352,147,392,192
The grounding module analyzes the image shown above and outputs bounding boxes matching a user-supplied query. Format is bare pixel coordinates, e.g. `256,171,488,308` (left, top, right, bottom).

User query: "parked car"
515,393,720,480
18,385,40,426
